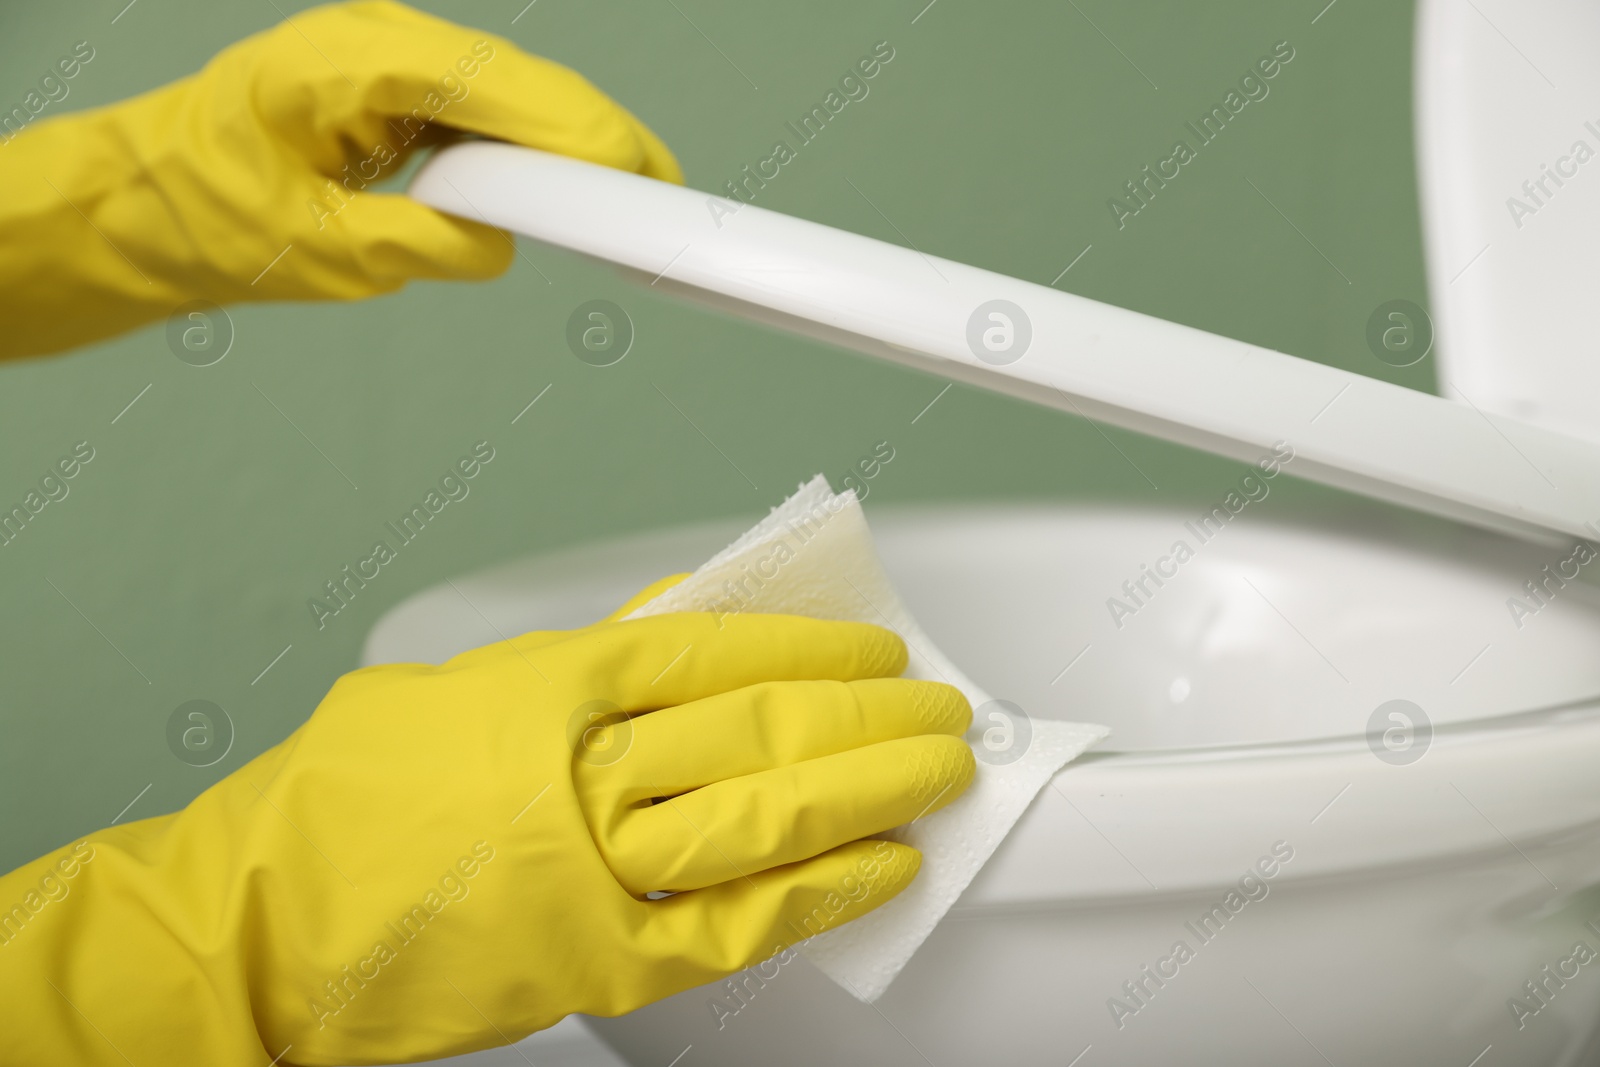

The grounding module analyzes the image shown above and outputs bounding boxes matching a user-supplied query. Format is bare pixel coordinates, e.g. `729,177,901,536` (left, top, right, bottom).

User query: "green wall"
0,0,1429,871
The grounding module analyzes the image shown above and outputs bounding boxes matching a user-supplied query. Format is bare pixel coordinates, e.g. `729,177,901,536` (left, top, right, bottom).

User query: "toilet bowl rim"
1076,691,1600,768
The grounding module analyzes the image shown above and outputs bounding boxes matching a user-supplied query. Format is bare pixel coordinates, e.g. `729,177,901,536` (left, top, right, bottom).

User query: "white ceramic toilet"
367,500,1600,1066
368,2,1600,1063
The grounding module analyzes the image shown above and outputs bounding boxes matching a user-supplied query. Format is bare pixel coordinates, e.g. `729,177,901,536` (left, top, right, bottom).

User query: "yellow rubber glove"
0,608,973,1066
0,0,682,359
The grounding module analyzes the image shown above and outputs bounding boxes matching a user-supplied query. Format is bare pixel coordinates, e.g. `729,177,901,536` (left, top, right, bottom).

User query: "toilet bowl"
364,498,1600,1066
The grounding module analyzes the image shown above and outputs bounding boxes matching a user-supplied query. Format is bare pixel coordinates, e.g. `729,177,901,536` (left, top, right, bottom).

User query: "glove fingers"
269,1,682,181
533,613,909,710
603,734,973,894
645,840,920,977
404,54,679,179
582,679,969,806
306,193,513,292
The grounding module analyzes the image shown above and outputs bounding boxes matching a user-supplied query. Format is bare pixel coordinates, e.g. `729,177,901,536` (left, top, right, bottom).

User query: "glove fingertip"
752,839,922,961
791,839,922,933
855,622,910,679
630,119,685,185
871,839,922,892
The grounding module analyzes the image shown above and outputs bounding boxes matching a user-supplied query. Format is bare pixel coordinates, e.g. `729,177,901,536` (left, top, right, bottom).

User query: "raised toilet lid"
1416,0,1600,444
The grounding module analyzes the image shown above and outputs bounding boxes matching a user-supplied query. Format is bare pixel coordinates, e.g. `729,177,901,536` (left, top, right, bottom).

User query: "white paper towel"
628,476,1109,1001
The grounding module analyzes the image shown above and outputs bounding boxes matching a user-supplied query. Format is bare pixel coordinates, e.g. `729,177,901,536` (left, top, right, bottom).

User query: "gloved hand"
0,0,682,359
0,594,974,1066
